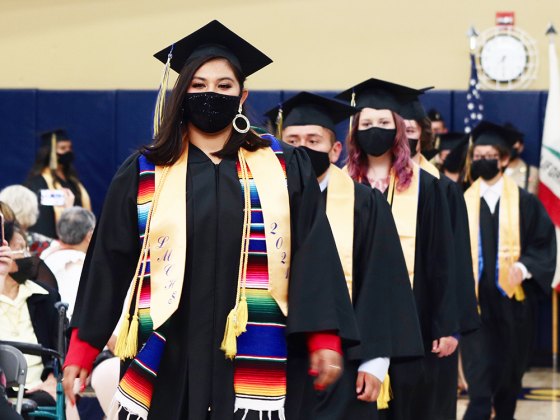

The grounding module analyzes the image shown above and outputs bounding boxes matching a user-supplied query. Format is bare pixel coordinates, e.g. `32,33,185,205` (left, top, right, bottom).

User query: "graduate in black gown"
400,96,480,420
337,78,460,420
461,121,557,420
62,21,359,420
26,129,92,239
266,92,424,420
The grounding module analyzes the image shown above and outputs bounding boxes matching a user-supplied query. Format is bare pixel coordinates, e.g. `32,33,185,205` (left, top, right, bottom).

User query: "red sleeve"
306,330,342,354
63,329,101,373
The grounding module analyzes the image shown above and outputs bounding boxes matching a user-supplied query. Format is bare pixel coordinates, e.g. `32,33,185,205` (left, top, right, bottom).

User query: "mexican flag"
540,32,560,288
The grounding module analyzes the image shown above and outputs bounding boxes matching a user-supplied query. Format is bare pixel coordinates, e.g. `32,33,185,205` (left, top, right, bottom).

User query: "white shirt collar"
480,177,504,214
318,168,331,192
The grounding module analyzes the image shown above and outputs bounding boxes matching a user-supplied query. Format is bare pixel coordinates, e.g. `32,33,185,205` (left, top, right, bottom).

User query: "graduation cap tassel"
464,135,474,183
348,91,357,135
153,45,174,138
49,133,58,170
275,106,283,138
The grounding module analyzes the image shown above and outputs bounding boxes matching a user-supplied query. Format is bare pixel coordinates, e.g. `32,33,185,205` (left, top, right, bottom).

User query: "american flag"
464,53,484,133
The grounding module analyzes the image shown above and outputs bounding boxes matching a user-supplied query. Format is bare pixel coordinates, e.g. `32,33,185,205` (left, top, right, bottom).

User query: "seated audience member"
0,222,60,408
0,186,52,255
42,207,95,318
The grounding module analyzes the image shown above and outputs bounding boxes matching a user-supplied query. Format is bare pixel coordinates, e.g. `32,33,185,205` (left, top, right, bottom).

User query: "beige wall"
1,0,559,91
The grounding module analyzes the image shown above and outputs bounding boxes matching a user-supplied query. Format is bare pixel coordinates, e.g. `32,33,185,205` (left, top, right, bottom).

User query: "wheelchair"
0,302,69,419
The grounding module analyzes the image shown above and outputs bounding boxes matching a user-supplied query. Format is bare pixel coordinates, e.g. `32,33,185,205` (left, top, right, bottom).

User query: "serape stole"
234,137,289,415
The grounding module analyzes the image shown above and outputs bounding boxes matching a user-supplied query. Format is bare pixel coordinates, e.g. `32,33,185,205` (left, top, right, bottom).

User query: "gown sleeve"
442,178,480,335
70,153,141,350
518,188,557,294
282,145,359,346
419,173,459,341
348,187,424,361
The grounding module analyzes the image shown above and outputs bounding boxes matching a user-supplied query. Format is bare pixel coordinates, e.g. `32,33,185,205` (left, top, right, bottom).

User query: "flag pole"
546,22,559,372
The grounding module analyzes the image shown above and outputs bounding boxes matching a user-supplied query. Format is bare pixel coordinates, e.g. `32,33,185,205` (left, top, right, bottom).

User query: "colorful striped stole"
111,155,163,420
112,138,288,419
234,138,288,415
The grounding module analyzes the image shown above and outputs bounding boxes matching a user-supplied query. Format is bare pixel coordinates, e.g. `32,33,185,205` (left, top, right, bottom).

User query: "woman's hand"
63,365,89,405
309,349,343,391
356,371,382,402
0,243,12,285
62,188,75,209
432,336,458,358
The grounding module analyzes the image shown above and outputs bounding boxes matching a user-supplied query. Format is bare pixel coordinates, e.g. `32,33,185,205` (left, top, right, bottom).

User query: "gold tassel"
464,135,474,183
376,374,393,410
49,133,57,170
221,310,238,359
125,314,139,358
348,91,357,136
113,313,130,360
153,45,174,137
235,295,249,335
275,107,283,138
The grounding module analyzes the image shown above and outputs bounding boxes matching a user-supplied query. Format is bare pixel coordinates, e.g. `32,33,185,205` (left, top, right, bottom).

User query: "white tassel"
241,408,249,420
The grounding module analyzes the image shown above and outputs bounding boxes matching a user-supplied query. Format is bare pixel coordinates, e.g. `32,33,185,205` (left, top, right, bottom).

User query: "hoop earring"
233,104,250,134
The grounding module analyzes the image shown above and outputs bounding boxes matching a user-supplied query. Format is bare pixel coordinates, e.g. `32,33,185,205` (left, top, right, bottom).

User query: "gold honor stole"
387,163,420,287
41,170,92,223
147,143,291,331
419,154,440,179
464,176,524,301
327,165,394,409
325,165,355,299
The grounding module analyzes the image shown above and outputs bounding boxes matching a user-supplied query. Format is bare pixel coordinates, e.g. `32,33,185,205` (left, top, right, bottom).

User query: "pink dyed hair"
346,110,414,192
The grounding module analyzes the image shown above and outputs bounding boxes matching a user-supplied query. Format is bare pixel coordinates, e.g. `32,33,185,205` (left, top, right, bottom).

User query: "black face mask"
471,159,500,181
300,146,331,178
356,127,396,157
57,152,74,168
11,257,35,284
408,139,419,157
182,92,241,134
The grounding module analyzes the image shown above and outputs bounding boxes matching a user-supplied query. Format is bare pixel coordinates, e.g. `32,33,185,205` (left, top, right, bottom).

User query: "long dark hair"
27,144,83,203
142,55,269,165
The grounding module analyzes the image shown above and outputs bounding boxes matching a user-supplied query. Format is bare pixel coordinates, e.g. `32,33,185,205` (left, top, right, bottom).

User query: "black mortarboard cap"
153,20,272,76
427,108,444,122
471,121,518,151
438,132,466,151
442,137,469,173
264,92,357,132
335,78,423,112
398,87,434,120
503,122,525,143
40,129,70,146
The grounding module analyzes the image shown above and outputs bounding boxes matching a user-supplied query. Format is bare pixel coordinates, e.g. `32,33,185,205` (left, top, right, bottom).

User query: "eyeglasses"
473,154,500,161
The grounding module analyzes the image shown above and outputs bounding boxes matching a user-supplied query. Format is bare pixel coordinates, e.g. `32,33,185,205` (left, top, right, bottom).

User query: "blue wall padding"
0,88,551,214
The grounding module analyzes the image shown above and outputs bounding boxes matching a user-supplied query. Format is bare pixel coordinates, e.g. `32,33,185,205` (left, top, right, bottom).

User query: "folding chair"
0,344,29,414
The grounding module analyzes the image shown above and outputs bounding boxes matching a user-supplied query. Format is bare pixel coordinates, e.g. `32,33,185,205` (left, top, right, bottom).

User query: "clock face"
480,34,528,82
475,26,538,90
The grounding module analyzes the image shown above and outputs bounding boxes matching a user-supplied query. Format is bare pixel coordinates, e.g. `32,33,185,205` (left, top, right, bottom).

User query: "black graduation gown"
461,187,557,418
309,182,424,420
368,169,459,420
71,142,359,420
435,174,480,420
25,174,85,239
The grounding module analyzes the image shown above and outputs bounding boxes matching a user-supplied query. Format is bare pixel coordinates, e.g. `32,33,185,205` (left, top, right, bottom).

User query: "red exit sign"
496,11,515,26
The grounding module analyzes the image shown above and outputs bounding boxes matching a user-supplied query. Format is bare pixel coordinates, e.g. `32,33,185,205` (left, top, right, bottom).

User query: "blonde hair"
0,185,39,229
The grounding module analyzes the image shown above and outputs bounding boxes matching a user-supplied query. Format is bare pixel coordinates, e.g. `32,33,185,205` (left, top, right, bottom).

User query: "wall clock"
476,24,538,90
